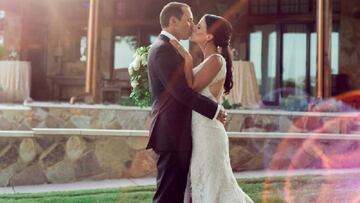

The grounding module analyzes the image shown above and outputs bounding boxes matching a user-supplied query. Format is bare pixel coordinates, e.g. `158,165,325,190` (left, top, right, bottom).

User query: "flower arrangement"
128,46,151,107
8,48,19,60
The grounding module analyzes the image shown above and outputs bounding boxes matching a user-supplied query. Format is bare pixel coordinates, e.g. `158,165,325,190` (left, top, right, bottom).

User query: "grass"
0,186,153,203
0,178,287,203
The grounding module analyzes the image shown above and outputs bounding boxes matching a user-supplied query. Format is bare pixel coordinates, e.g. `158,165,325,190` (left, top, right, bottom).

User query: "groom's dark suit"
147,34,218,203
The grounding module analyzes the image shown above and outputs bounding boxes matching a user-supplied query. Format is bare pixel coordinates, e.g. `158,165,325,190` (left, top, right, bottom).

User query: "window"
280,0,310,14
114,36,137,69
250,0,278,15
282,24,307,94
332,0,341,14
310,31,339,95
250,25,277,103
0,10,4,48
0,10,5,19
248,0,341,103
250,0,340,15
249,23,340,102
80,36,87,62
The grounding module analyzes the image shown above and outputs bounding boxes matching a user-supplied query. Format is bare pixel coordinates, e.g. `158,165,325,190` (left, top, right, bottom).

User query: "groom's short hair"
160,2,189,29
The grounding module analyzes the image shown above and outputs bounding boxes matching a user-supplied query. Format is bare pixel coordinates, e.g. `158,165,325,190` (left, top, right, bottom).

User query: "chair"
100,68,132,103
51,75,85,101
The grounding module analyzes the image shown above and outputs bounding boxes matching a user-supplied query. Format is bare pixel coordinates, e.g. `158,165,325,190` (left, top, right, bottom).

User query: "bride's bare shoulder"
203,54,223,71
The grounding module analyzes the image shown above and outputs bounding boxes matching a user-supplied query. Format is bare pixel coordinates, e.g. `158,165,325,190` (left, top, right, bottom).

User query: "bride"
170,14,254,203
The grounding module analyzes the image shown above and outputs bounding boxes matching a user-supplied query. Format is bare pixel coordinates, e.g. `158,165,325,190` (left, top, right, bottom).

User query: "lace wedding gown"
184,54,253,203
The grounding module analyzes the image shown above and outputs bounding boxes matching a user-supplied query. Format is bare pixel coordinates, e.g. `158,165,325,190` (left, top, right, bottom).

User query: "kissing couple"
147,2,254,203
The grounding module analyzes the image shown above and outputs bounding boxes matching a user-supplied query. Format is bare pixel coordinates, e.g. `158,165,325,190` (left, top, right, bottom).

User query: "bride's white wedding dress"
184,54,253,203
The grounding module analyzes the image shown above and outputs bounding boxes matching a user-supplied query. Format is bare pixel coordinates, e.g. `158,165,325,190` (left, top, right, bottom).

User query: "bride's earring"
203,40,209,49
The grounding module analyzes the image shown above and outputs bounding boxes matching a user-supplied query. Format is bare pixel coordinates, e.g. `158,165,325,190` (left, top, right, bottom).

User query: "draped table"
226,60,262,108
0,61,31,102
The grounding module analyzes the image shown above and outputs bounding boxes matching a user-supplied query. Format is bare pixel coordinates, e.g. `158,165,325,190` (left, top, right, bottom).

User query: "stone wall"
0,104,358,134
0,105,151,130
0,107,32,130
229,137,360,172
1,131,360,187
0,133,155,186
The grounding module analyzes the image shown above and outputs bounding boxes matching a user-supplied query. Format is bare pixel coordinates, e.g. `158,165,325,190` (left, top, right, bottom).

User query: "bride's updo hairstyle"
204,14,233,94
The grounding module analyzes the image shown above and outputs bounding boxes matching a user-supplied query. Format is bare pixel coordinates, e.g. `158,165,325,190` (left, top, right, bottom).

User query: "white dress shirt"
160,30,178,41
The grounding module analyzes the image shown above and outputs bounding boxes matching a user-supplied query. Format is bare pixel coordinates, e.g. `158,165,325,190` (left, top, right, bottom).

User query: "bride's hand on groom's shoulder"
169,40,192,61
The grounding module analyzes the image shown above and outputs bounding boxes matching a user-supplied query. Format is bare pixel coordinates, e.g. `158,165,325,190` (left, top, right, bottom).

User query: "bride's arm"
169,40,194,88
183,55,194,88
170,40,222,92
190,56,222,92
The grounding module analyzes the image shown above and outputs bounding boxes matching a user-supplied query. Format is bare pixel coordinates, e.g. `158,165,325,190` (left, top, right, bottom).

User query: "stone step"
2,129,360,140
228,131,360,140
32,128,147,137
29,128,360,140
0,131,33,137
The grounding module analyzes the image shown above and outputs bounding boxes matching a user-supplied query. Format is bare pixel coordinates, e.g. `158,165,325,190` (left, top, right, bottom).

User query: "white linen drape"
226,60,262,108
0,61,31,102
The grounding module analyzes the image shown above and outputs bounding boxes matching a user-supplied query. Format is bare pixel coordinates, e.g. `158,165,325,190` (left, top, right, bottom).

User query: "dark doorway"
21,1,49,101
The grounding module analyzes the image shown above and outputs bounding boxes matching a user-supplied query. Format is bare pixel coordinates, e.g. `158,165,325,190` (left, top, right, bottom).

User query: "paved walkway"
0,168,359,194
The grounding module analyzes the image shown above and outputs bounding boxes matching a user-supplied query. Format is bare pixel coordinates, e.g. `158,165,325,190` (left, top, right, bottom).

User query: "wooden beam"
323,0,333,98
84,0,101,103
91,0,100,102
316,0,324,98
316,0,332,98
85,0,95,95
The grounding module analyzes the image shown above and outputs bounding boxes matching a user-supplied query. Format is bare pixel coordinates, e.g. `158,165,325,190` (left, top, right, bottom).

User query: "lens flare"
256,88,360,202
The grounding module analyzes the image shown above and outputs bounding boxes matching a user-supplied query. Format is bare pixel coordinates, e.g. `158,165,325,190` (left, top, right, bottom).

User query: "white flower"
141,54,148,66
131,80,139,88
133,55,141,71
128,65,134,75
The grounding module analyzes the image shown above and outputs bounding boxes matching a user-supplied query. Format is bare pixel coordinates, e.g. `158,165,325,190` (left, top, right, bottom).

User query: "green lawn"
0,178,285,203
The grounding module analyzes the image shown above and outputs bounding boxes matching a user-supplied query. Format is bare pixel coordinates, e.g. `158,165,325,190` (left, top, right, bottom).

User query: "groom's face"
175,6,194,40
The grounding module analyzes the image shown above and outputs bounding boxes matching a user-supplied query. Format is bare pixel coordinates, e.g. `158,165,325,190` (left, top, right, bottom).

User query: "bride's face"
190,17,211,45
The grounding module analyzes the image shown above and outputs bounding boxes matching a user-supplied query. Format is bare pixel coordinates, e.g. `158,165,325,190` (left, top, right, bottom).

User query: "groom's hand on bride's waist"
216,109,227,125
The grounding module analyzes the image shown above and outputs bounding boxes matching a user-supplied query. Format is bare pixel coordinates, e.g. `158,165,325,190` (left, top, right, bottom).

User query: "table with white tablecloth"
0,61,31,102
226,60,262,108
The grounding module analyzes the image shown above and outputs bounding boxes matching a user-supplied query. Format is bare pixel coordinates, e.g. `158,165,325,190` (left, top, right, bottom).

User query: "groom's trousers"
153,150,191,203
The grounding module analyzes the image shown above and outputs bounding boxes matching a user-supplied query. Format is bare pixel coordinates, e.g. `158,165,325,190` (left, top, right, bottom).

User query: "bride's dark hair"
204,14,233,95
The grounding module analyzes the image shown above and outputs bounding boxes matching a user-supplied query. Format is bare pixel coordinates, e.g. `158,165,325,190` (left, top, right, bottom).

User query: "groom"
146,2,227,203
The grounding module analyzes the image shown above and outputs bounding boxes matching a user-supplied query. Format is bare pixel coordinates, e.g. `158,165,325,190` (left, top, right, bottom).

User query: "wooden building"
0,0,359,105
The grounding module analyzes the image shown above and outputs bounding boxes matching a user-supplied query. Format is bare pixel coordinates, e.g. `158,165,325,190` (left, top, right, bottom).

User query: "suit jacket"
146,34,218,152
